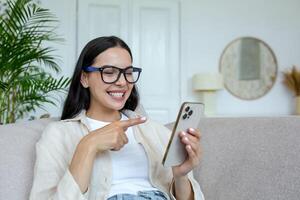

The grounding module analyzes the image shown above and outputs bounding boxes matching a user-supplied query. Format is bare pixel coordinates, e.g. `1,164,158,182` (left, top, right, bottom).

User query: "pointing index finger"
119,116,147,129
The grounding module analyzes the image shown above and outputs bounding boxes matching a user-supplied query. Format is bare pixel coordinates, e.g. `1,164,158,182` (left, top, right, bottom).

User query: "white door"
77,0,180,123
77,0,129,54
130,0,180,124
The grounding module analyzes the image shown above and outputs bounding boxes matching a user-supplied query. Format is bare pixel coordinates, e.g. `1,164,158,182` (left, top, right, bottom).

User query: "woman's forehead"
93,47,132,67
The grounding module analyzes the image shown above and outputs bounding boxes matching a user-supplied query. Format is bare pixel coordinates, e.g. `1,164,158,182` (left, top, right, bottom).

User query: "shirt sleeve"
29,124,89,200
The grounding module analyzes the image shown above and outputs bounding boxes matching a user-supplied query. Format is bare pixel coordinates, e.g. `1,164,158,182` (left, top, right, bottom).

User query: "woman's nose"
115,73,127,85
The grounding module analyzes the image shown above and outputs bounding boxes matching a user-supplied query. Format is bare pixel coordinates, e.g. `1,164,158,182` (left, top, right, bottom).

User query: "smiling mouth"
107,91,126,98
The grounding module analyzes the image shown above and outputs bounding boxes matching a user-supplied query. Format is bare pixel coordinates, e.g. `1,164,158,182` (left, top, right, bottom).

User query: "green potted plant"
0,0,70,124
282,65,300,115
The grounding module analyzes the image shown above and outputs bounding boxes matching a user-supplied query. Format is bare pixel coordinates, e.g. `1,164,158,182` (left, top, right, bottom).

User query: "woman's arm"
30,123,91,200
69,138,97,193
173,175,193,200
69,117,146,192
30,117,145,199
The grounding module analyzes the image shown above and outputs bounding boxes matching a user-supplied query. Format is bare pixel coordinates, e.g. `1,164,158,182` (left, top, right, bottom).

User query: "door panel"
77,0,129,55
131,0,180,123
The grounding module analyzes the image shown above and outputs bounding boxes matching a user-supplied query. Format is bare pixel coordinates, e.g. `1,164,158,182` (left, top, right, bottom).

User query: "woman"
30,36,204,200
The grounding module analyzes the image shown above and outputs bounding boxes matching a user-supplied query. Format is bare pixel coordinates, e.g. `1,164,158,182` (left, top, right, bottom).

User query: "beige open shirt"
30,109,204,200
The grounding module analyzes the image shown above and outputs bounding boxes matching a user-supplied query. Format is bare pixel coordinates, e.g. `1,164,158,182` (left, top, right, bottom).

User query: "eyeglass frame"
82,65,142,84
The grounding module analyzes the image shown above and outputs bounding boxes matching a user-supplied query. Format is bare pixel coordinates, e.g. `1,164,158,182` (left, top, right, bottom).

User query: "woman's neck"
86,105,121,122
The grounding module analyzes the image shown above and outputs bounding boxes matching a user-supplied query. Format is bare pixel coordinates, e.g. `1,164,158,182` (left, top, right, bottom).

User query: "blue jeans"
107,190,168,200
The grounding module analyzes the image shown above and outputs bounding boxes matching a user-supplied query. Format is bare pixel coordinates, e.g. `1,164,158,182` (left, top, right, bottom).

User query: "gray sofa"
0,116,300,200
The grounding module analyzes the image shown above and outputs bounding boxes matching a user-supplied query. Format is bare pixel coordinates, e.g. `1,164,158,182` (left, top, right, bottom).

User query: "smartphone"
162,102,204,167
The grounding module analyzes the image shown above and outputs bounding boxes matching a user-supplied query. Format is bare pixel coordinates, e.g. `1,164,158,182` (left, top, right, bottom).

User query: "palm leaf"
0,81,8,91
0,0,69,124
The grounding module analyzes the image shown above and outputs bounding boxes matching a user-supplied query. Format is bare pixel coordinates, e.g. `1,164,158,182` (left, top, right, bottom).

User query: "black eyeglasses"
83,65,142,84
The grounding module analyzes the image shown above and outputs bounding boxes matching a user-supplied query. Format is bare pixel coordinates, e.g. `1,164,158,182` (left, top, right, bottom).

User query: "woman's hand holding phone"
160,102,203,198
170,125,203,200
172,128,202,177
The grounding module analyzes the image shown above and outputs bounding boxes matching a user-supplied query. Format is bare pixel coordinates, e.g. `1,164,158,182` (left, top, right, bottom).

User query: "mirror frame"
219,37,278,100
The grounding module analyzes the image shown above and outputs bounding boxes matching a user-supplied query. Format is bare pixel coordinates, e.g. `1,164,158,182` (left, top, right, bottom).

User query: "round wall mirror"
219,37,277,100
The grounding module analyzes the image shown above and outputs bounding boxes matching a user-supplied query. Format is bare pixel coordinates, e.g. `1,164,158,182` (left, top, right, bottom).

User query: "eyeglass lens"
102,67,140,83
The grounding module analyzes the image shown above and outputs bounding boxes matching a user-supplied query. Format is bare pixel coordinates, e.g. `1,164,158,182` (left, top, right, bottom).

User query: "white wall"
180,0,300,116
36,0,300,118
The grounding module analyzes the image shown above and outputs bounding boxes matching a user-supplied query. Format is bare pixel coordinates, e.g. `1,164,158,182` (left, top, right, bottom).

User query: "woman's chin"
110,105,125,111
107,101,126,111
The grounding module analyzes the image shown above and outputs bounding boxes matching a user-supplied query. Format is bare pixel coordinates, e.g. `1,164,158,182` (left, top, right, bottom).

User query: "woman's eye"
125,69,133,75
103,69,115,74
103,71,114,74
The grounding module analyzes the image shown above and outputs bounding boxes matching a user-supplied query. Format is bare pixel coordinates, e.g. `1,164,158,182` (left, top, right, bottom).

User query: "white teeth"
108,92,124,97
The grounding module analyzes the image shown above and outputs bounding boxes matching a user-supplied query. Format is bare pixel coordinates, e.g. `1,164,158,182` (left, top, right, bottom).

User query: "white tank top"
86,114,157,197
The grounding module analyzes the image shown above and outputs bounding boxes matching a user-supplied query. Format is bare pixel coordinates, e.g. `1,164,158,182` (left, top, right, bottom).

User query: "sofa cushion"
0,118,54,200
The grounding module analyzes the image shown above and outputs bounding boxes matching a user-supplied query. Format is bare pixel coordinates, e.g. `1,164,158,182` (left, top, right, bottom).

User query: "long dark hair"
61,36,139,120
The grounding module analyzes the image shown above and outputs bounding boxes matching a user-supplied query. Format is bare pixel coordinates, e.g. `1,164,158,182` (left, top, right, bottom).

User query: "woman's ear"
80,71,89,88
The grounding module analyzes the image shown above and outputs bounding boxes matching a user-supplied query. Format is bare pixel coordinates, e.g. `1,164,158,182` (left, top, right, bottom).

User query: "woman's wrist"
174,175,189,184
173,175,193,200
79,134,98,156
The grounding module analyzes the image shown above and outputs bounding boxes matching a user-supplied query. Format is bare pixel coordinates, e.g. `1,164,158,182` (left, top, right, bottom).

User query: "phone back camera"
185,106,190,112
188,110,193,116
182,113,188,119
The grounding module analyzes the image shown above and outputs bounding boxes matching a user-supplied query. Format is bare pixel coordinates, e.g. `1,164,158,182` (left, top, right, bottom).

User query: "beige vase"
296,96,300,115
